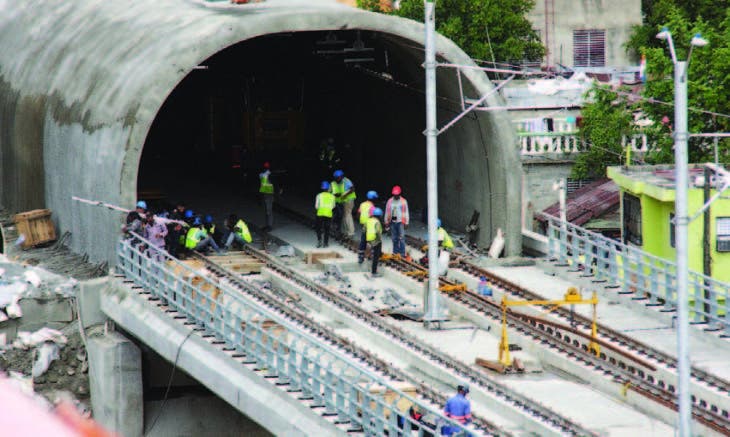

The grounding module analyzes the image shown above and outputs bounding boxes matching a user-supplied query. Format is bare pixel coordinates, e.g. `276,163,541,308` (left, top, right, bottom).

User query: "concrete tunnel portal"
0,1,520,263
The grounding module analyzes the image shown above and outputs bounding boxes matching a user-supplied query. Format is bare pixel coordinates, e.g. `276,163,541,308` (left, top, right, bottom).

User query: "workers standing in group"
223,214,252,250
314,181,336,248
366,208,384,277
185,217,222,255
259,161,275,231
384,185,409,258
330,169,356,239
442,384,472,436
357,190,378,264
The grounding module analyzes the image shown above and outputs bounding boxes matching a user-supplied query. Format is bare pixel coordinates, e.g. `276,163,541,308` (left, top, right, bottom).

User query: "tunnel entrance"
138,30,500,244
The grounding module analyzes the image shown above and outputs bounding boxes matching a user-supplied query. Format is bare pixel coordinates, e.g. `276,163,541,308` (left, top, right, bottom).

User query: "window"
717,217,730,252
573,29,605,67
623,193,642,245
670,213,675,248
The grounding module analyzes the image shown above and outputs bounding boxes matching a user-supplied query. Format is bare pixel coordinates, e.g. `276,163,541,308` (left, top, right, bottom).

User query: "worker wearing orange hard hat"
384,185,409,257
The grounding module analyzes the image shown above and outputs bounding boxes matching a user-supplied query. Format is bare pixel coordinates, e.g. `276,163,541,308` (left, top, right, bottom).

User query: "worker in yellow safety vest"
315,181,336,248
185,217,222,254
330,169,356,239
437,218,454,250
366,208,384,277
259,161,275,231
223,213,252,250
357,190,378,264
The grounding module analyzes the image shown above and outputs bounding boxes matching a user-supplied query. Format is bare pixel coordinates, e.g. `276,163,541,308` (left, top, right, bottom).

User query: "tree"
577,1,730,177
572,86,637,179
391,0,544,63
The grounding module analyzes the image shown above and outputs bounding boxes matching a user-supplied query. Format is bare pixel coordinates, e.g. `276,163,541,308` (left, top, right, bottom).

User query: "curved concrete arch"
0,0,520,262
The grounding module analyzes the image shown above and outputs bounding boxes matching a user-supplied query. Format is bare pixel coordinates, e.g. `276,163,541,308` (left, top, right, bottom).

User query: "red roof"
537,178,619,226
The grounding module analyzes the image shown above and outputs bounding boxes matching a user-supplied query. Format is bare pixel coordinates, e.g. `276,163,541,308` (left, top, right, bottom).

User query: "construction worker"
170,201,186,221
442,383,472,435
123,201,147,244
315,181,336,248
259,161,275,231
437,218,454,250
357,190,378,264
143,214,168,263
318,137,340,172
366,207,384,277
223,214,252,249
330,169,356,239
185,217,222,255
384,185,409,257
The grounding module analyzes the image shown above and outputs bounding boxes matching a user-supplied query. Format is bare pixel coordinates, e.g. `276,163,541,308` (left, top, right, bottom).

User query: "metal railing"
116,234,476,436
543,214,730,335
517,132,650,156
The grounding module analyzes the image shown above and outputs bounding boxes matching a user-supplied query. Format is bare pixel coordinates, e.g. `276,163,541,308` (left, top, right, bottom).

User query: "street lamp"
656,26,708,437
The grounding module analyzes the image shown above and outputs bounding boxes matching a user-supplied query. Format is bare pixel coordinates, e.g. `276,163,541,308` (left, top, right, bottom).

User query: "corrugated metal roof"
538,178,619,226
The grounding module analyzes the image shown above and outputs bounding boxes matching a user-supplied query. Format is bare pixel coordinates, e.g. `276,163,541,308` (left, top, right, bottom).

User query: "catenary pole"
423,0,442,326
674,60,691,436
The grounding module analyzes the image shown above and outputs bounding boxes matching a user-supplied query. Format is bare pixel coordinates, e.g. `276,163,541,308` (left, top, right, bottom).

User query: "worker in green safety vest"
330,169,356,239
357,190,378,264
185,217,222,254
223,213,252,250
366,208,384,277
259,161,275,231
437,218,454,250
315,181,336,248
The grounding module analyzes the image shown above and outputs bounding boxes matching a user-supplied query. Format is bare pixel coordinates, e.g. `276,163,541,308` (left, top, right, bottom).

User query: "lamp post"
656,27,708,436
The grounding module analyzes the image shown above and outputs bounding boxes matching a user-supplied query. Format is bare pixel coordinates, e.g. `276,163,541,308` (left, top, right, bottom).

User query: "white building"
528,0,642,68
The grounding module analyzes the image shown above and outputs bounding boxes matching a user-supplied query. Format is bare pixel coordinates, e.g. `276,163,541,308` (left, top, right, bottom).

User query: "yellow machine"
499,287,599,367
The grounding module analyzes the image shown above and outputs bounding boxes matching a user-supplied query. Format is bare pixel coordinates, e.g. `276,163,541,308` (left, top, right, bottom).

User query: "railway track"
193,250,598,436
271,204,730,434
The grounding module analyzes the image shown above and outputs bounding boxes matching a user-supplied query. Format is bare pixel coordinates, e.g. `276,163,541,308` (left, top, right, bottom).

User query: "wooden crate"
13,209,56,249
358,381,417,419
207,252,264,274
305,251,342,265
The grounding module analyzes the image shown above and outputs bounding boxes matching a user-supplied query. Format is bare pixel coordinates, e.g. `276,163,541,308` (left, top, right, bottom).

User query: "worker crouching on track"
357,190,378,263
442,383,472,436
366,207,384,278
223,214,252,250
315,181,336,248
185,217,222,255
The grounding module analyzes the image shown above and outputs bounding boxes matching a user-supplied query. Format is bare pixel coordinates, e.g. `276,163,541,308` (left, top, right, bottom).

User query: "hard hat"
193,217,202,226
371,207,383,217
184,210,194,219
437,218,442,228
457,383,470,394
333,169,344,178
391,185,401,196
204,215,214,224
263,161,270,169
366,190,378,200
136,200,148,210
321,181,331,190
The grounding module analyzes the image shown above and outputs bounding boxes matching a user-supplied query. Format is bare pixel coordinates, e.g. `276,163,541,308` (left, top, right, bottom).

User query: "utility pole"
422,0,444,327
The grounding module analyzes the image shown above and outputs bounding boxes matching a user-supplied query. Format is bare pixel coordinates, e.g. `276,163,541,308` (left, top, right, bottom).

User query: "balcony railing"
517,132,650,156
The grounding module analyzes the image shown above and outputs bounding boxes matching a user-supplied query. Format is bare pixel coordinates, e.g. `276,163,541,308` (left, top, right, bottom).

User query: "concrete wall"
521,157,574,230
528,0,642,67
0,0,521,262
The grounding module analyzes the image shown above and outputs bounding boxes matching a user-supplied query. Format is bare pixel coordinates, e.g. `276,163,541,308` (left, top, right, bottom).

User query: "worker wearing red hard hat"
384,185,409,257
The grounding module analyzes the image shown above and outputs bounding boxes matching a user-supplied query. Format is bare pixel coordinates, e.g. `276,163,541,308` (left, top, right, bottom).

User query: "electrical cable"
144,329,195,436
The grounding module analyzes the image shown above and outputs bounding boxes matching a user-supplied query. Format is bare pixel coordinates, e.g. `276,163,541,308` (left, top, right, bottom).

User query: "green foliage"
582,1,730,172
572,86,636,179
393,0,544,62
356,0,385,13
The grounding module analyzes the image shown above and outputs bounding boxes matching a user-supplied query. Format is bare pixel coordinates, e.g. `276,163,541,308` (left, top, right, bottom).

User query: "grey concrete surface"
87,330,144,437
17,296,75,331
101,276,346,436
0,0,520,263
77,277,109,329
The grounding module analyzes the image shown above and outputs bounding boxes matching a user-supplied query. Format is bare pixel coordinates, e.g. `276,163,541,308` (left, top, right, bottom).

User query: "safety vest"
185,227,206,249
358,201,373,225
366,217,382,242
316,192,336,218
259,171,274,194
235,219,252,243
331,178,356,203
206,224,216,235
438,227,454,249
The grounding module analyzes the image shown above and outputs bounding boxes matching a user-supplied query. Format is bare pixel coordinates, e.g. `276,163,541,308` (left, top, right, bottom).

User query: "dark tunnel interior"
139,30,439,216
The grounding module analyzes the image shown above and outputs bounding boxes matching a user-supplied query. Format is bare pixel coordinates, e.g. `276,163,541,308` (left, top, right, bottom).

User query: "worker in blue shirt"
442,383,471,435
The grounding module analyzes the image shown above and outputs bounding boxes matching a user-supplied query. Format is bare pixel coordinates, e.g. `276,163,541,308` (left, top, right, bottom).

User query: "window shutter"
573,30,605,67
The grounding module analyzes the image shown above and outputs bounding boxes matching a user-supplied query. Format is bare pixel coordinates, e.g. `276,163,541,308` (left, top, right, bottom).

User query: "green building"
607,164,730,283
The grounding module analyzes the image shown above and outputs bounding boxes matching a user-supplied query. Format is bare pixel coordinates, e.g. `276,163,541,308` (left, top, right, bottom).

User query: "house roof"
537,178,619,226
